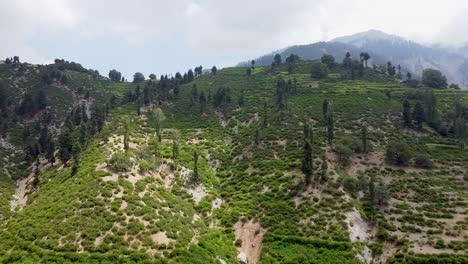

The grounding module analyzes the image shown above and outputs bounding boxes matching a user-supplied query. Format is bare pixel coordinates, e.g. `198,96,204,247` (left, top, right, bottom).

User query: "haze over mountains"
244,30,468,89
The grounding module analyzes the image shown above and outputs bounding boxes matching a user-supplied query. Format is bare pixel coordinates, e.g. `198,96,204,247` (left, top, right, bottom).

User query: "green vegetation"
0,55,466,263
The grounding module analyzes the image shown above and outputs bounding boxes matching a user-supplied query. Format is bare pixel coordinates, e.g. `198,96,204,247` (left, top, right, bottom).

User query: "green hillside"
0,59,467,263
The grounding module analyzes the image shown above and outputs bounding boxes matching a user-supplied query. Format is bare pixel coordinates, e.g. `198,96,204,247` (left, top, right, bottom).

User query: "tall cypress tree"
322,99,329,124
402,100,411,127
124,123,129,151
301,122,313,186
326,104,334,145
361,125,368,153
46,139,56,165
412,102,425,129
192,151,199,183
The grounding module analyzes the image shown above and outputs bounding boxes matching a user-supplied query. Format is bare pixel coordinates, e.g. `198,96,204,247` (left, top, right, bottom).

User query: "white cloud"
1,0,468,68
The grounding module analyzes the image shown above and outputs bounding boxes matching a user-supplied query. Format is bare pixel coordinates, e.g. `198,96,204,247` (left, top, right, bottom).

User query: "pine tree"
124,123,129,151
369,175,376,217
454,117,466,150
172,130,180,161
320,159,328,182
412,102,425,129
79,123,87,145
149,108,166,143
301,140,313,186
326,104,334,145
238,89,245,107
424,90,438,127
38,127,50,153
322,99,329,123
192,151,199,183
402,100,412,127
46,139,56,165
301,122,314,186
262,102,268,128
58,129,73,164
71,143,81,176
136,100,141,116
361,125,368,153
199,91,207,113
255,127,260,146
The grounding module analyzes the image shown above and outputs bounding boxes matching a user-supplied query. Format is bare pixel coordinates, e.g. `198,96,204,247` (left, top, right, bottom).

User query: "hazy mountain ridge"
245,30,468,89
333,30,468,88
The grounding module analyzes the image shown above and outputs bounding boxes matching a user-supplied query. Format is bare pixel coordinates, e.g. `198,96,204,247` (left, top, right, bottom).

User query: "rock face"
237,252,247,264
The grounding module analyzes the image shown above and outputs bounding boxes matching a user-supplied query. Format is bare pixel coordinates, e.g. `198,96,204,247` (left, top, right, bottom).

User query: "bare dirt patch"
234,220,266,264
151,231,174,245
345,209,374,264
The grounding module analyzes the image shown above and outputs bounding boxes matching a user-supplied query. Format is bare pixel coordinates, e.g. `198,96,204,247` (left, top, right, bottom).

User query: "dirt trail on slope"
234,220,266,264
10,174,34,211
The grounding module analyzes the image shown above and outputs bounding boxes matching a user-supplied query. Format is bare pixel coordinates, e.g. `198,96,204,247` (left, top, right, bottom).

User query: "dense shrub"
385,141,412,165
108,152,133,172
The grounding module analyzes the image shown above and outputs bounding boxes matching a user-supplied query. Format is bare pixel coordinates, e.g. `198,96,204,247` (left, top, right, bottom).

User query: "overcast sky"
1,0,468,78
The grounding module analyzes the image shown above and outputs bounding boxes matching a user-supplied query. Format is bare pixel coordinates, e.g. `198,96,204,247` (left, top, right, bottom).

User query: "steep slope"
0,62,467,263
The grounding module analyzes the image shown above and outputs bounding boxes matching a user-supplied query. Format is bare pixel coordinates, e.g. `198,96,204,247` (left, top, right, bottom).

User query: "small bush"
413,155,434,169
108,152,133,172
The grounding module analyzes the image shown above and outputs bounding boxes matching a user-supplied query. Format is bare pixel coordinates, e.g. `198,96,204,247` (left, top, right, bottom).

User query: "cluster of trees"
275,78,298,120
55,102,109,174
123,75,181,113
310,61,329,79
342,52,365,80
133,72,145,83
53,59,100,77
187,84,234,115
422,68,448,89
271,54,282,71
16,90,47,117
4,56,20,64
285,54,300,73
109,69,123,82
194,66,203,77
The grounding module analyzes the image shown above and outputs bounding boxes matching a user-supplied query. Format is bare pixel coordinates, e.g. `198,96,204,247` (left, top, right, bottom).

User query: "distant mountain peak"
331,29,408,47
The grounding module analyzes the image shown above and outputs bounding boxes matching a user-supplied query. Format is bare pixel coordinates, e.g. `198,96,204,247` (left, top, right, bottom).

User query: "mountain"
333,30,468,88
0,57,467,263
239,41,387,68
245,30,468,89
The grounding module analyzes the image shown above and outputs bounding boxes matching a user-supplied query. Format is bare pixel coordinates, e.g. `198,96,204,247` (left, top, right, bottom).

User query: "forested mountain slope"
0,57,467,263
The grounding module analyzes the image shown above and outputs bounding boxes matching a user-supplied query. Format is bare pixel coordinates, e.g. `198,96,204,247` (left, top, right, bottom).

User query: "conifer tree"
361,125,368,153
369,174,376,217
199,91,207,113
46,139,56,165
320,159,328,182
454,117,466,150
322,99,329,123
326,104,334,145
149,108,166,143
402,100,411,127
262,102,268,128
124,122,129,151
412,102,425,129
301,122,313,186
255,127,260,146
172,130,180,161
193,151,199,182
